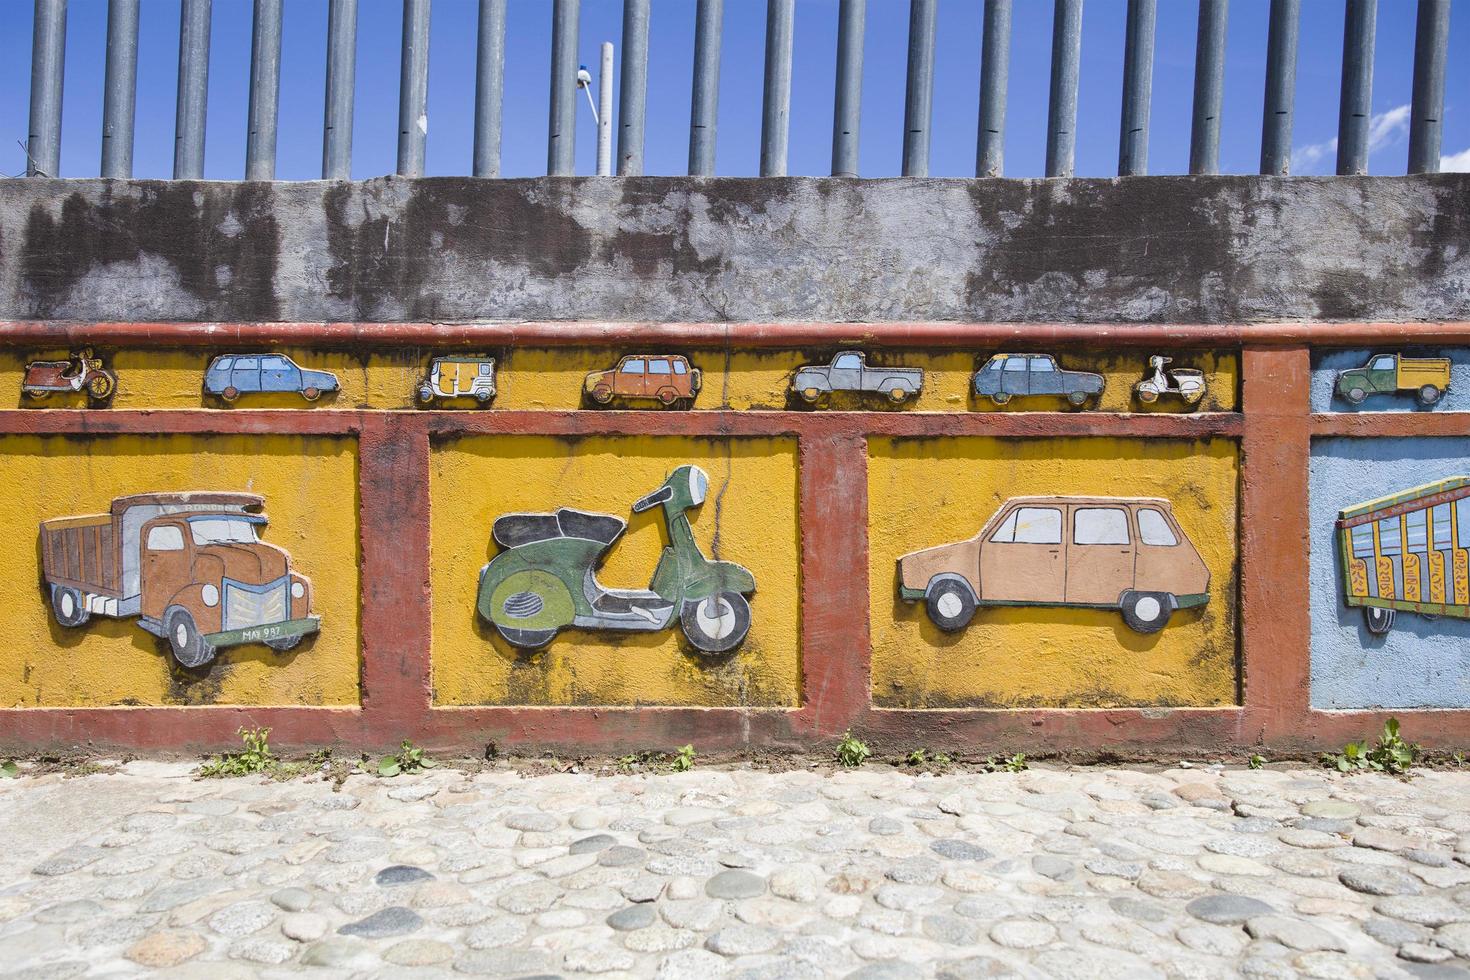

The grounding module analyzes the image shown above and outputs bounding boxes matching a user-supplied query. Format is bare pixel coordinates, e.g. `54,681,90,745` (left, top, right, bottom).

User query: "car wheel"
1419,385,1443,406
656,387,679,406
591,385,613,405
50,586,90,628
989,392,1011,406
1364,606,1395,635
220,386,240,403
166,607,215,669
1344,386,1367,405
302,387,321,402
1067,390,1089,407
267,635,302,652
925,579,976,632
681,592,751,654
1120,591,1173,634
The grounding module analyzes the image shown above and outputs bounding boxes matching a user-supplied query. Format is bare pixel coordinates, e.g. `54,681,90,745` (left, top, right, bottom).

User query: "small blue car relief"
204,354,340,403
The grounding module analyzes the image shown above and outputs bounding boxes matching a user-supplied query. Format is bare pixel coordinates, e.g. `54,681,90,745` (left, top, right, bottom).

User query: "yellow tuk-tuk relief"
1338,476,1470,635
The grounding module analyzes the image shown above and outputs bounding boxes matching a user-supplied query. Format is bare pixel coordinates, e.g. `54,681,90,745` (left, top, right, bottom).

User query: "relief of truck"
790,351,924,404
40,493,319,669
1335,353,1452,406
897,496,1210,635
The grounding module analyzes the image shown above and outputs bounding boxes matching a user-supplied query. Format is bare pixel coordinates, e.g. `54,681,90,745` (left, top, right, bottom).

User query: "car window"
261,356,288,369
146,525,185,551
1406,510,1429,553
212,357,234,371
234,357,258,370
1074,507,1131,545
981,358,1003,372
1377,516,1402,557
1350,524,1375,559
1003,358,1028,372
620,359,645,374
648,359,672,374
1137,508,1179,546
1029,357,1055,372
479,363,492,376
834,353,862,369
1370,355,1395,370
673,360,687,374
991,507,1061,544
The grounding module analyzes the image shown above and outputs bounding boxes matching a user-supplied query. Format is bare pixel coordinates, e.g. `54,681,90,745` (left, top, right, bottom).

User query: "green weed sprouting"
1321,717,1420,776
198,727,276,778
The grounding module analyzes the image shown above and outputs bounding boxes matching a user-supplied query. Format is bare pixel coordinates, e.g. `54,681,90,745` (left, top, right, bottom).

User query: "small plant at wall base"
1321,718,1421,775
985,753,1029,773
198,727,276,778
835,731,871,768
378,740,437,778
1248,753,1267,770
671,745,696,772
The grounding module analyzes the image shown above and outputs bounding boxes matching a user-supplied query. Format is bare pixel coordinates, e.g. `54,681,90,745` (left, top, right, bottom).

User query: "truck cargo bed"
40,514,120,597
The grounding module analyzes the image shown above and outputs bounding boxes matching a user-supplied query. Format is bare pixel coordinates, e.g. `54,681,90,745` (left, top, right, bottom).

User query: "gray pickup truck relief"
791,351,924,404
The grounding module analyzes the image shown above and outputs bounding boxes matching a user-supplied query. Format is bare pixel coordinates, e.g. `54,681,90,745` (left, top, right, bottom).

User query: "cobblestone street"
6,760,1470,978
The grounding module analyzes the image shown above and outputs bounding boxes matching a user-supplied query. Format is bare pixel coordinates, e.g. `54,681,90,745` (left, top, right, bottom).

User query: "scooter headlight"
688,466,709,506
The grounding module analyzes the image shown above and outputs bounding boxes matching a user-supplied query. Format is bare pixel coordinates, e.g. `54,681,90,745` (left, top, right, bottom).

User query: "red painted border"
3,320,1470,350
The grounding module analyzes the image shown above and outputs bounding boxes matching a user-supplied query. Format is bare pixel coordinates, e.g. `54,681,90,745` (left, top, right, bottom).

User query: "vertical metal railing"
17,0,1466,181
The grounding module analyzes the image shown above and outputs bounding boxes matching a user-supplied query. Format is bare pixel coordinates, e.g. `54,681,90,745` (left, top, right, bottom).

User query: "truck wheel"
1418,385,1443,406
1120,591,1174,634
1344,386,1367,405
681,592,751,654
799,386,823,404
925,579,976,632
591,385,613,405
267,635,302,652
50,586,90,628
989,392,1011,406
1364,606,1395,635
220,386,240,403
1067,390,1089,407
166,608,215,669
886,386,909,403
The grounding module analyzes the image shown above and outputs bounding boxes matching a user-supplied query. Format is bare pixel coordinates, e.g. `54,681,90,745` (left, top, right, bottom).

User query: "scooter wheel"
681,592,751,654
1135,386,1158,404
494,624,559,649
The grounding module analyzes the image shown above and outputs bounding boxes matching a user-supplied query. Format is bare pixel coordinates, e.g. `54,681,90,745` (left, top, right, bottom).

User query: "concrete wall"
3,176,1470,324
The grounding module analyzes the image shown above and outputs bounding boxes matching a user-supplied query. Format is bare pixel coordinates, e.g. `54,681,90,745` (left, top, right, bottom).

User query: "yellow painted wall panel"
868,436,1238,708
0,435,360,706
430,435,800,706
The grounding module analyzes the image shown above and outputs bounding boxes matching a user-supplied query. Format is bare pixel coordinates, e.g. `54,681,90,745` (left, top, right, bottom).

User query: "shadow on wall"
1309,437,1470,709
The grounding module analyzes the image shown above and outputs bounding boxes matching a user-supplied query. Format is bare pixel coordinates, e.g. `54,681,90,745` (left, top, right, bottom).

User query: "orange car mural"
584,355,701,408
898,496,1210,634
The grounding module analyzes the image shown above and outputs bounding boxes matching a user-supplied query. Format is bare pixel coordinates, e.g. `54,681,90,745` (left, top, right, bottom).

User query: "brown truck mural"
898,496,1210,634
40,492,319,668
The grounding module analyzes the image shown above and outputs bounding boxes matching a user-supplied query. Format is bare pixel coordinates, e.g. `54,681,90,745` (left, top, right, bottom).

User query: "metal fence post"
1045,0,1083,178
689,0,723,176
102,0,139,179
1408,0,1450,175
473,0,507,178
1259,0,1299,176
174,0,211,180
618,0,650,175
1117,0,1156,176
398,0,431,177
1336,0,1376,176
831,0,865,177
245,0,283,181
323,0,359,180
1189,0,1227,175
761,0,795,177
27,0,67,177
549,0,581,175
976,0,1011,178
902,0,937,177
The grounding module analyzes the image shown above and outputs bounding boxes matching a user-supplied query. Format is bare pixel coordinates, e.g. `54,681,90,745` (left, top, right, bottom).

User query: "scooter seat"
493,508,627,549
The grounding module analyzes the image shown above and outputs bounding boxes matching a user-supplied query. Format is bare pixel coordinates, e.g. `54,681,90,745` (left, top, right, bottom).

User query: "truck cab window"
189,518,259,546
146,525,185,551
1137,508,1179,546
1370,355,1395,370
1075,508,1131,545
834,353,861,370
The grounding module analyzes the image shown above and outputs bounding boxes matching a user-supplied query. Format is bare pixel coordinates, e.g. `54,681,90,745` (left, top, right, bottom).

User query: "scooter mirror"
687,466,709,506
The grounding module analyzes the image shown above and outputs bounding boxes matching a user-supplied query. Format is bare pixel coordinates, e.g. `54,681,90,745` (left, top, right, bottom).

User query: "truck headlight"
202,583,219,607
291,581,305,599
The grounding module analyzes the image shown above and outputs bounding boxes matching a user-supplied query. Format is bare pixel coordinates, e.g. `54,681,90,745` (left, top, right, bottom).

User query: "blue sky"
2,0,1468,180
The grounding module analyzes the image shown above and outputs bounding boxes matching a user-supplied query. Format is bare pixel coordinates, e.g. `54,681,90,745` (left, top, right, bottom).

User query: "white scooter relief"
1134,355,1207,406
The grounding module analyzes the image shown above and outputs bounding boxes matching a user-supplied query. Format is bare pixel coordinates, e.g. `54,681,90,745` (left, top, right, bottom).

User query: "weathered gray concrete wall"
2,175,1468,324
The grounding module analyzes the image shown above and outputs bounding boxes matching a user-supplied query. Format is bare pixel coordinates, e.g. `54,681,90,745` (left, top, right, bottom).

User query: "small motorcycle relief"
476,464,756,653
1133,355,1206,406
22,348,117,403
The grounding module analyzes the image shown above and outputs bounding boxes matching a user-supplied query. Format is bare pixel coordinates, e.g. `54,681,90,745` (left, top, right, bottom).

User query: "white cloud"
1291,104,1410,174
1441,147,1470,172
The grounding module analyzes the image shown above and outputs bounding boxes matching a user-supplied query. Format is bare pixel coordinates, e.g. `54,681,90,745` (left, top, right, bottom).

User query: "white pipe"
597,41,614,176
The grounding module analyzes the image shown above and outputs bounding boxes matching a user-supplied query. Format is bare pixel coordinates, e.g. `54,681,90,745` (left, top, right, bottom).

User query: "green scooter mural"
476,465,756,653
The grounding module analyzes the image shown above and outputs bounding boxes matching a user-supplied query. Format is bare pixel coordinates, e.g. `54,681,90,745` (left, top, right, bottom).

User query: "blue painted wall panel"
1310,437,1470,709
1310,348,1470,413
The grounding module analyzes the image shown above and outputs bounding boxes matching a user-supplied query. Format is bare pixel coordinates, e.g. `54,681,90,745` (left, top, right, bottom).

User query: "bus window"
1378,517,1402,556
1458,497,1470,546
1434,504,1454,549
1406,510,1429,553
1351,524,1375,559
